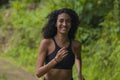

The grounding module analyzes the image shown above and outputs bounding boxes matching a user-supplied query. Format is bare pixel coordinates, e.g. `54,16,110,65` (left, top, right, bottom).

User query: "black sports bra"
45,38,75,69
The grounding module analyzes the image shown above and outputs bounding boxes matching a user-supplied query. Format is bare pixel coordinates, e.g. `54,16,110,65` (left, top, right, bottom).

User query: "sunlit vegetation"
0,0,120,80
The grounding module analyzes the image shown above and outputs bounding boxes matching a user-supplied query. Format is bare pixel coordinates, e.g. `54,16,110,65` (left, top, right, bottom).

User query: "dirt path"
0,57,38,80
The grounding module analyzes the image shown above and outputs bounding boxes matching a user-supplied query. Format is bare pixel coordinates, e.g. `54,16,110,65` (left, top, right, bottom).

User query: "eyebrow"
58,17,71,20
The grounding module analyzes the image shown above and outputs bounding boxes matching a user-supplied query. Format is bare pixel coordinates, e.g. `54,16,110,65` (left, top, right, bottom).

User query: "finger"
58,48,67,54
61,50,68,55
57,50,68,58
59,50,68,56
58,47,66,53
61,47,67,51
58,52,68,60
62,53,68,58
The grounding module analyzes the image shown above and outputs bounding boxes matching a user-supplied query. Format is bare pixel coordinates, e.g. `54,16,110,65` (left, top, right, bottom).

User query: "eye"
66,19,71,23
59,19,64,23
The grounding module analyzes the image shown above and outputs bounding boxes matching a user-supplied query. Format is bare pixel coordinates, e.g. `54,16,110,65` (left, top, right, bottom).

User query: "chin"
60,32,68,34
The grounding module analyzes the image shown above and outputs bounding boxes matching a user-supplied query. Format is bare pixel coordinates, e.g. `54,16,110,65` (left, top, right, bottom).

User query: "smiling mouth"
60,26,67,30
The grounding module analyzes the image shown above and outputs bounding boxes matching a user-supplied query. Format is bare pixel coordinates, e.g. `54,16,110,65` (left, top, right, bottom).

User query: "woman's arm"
73,40,83,80
36,39,57,77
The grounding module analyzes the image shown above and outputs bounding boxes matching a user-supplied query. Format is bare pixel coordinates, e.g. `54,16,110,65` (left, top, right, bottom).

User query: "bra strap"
53,38,59,48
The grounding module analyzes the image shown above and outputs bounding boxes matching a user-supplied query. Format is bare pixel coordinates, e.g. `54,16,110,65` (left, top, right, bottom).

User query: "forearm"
75,58,83,80
75,58,82,73
78,67,83,80
36,58,57,77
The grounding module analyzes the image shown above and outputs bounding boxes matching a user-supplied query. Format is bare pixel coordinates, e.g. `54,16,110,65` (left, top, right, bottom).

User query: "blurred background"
0,0,120,80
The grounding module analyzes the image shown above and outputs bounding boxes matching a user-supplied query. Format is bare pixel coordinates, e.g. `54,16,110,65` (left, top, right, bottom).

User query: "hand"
54,47,68,62
78,73,84,80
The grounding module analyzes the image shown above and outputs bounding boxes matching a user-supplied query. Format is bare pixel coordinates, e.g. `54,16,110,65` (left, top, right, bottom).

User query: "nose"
63,21,67,26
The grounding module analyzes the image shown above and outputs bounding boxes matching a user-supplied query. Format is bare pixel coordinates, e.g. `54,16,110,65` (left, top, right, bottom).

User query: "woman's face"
56,13,71,34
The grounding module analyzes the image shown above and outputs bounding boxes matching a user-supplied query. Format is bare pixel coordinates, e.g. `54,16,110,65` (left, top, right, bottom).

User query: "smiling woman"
56,13,71,34
36,8,84,80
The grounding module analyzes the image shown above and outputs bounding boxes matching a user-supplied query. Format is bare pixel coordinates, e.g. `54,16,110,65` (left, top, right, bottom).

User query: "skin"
36,13,83,80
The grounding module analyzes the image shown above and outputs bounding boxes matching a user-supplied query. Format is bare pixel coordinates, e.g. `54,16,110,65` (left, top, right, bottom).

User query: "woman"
36,8,83,80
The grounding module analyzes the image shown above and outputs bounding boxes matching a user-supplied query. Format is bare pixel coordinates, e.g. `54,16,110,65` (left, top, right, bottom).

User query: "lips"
60,26,68,31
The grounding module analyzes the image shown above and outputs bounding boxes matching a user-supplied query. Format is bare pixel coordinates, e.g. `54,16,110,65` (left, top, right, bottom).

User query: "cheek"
56,22,61,28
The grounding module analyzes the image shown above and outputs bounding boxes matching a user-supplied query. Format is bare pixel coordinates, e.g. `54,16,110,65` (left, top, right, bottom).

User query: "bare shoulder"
40,38,52,46
72,40,81,55
72,40,81,49
39,38,53,50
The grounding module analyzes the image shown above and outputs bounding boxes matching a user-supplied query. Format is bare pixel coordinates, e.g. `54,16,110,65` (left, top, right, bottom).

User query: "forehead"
57,13,71,19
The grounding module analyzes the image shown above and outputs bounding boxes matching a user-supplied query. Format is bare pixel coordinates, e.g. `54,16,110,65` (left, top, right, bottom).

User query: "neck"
54,34,69,44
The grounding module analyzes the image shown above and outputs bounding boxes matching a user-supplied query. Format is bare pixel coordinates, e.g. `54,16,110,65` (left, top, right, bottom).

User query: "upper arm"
73,40,83,78
72,40,82,73
36,39,50,69
73,40,81,59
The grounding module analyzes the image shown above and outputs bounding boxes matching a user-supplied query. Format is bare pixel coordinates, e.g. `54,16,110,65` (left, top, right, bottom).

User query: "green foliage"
0,1,44,72
21,0,41,3
0,74,8,80
75,0,120,80
0,0,120,80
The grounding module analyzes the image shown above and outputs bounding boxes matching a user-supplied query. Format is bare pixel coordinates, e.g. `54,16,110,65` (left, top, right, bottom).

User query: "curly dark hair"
42,8,80,40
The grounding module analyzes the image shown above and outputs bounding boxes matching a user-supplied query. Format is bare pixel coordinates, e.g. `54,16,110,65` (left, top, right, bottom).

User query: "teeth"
62,27,67,30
